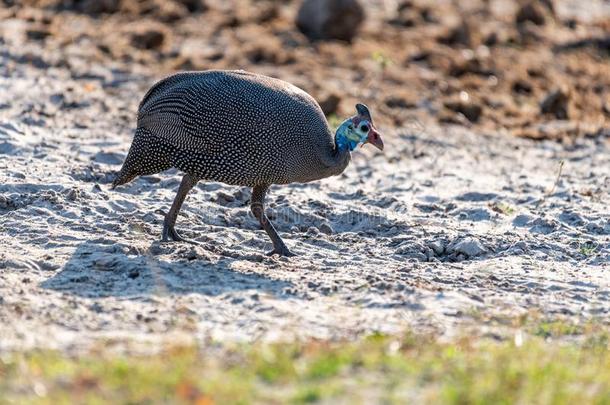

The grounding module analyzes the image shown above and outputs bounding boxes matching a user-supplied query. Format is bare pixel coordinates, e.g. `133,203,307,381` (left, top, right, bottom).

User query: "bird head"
335,103,384,152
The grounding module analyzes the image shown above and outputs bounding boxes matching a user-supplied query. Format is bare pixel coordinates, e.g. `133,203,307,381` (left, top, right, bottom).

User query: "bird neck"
335,119,361,152
314,119,351,173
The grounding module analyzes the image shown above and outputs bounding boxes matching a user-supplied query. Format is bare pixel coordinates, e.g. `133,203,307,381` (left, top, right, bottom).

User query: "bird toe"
266,248,296,257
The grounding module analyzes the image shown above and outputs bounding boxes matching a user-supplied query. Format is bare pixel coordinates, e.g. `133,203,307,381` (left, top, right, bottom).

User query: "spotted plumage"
113,70,384,256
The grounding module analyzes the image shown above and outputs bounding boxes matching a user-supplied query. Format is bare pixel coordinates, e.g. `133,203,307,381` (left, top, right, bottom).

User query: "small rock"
456,192,499,202
254,3,279,23
428,240,445,255
540,88,570,119
0,195,11,210
512,79,533,94
185,248,198,261
457,208,492,222
215,191,235,204
483,31,499,46
407,251,428,261
26,27,51,41
156,1,189,22
528,217,557,234
306,226,320,236
450,237,487,258
92,256,117,270
296,0,365,42
89,302,104,313
50,93,64,105
148,243,165,256
174,0,207,13
558,210,585,226
512,214,534,227
131,28,166,50
516,1,553,26
319,222,334,235
93,151,124,165
424,247,434,261
448,53,490,77
444,97,483,123
388,2,435,27
384,93,417,109
438,20,472,46
585,221,610,235
64,188,79,201
74,0,122,14
127,269,140,280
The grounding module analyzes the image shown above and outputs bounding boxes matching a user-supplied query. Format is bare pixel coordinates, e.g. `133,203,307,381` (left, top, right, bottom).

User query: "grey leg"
162,173,199,243
251,185,295,257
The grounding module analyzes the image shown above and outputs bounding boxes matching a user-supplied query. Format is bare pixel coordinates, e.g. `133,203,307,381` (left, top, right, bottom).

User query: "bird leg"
251,185,295,257
162,173,199,243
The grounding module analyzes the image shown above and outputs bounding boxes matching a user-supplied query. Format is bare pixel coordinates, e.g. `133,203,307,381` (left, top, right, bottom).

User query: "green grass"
371,50,393,70
579,241,598,257
326,113,343,131
1,331,609,405
489,201,516,216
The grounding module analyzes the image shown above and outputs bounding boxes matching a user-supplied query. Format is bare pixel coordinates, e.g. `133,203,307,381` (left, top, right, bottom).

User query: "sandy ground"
0,1,609,352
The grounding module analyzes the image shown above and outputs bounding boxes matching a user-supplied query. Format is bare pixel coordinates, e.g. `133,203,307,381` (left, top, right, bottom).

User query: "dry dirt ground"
0,0,608,352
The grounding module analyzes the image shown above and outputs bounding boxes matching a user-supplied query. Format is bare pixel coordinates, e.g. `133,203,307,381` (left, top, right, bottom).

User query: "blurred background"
2,0,609,140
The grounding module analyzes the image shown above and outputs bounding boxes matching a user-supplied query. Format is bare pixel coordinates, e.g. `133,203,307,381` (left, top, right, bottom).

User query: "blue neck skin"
335,119,364,152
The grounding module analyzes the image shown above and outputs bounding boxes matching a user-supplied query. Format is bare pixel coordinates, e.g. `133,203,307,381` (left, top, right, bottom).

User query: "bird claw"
266,247,296,257
161,226,198,245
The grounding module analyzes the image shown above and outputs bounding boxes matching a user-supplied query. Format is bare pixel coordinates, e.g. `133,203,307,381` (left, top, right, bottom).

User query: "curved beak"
367,127,384,151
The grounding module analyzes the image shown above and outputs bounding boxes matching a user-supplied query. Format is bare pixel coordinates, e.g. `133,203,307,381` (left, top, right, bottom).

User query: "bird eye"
360,125,369,132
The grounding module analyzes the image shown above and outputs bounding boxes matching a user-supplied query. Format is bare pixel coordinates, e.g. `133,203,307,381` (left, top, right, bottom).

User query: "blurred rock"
448,237,486,258
35,0,206,19
388,1,417,27
62,0,122,14
554,36,610,57
319,222,333,235
385,93,417,109
388,1,436,27
318,93,341,115
444,93,483,123
155,1,188,22
174,0,207,13
483,31,498,46
449,54,491,77
540,88,570,119
428,240,445,256
130,26,166,50
245,40,294,65
516,1,554,26
438,20,472,47
296,0,365,42
26,26,51,41
528,217,558,234
152,0,205,21
512,79,533,94
254,3,279,23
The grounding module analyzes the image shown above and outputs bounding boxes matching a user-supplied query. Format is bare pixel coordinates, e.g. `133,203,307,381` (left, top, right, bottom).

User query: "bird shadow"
40,240,293,299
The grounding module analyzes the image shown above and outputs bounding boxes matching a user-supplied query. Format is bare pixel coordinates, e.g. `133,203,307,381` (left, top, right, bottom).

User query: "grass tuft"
1,329,609,404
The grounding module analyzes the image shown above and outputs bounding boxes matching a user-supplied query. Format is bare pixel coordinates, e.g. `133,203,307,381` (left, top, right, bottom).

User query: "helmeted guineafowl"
113,70,384,256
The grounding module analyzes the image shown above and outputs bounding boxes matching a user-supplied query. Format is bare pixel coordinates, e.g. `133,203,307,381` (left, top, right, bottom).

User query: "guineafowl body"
113,70,384,256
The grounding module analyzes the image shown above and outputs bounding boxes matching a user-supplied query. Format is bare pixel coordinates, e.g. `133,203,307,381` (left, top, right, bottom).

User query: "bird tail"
112,127,169,189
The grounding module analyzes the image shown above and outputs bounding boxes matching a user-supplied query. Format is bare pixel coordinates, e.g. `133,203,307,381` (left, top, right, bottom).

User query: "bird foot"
161,224,197,245
266,247,296,257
